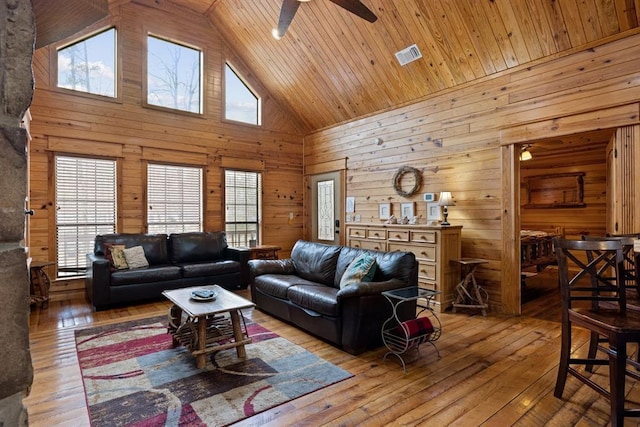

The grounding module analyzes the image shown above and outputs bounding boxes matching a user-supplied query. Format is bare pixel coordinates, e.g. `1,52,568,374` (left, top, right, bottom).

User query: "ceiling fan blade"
276,0,301,38
328,0,378,23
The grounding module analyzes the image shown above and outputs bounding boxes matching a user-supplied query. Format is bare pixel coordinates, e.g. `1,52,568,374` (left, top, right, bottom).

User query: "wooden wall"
304,33,640,314
28,1,305,300
520,141,609,239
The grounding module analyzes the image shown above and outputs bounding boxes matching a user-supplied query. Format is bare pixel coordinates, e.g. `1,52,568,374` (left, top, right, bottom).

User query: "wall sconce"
520,145,532,161
438,191,455,226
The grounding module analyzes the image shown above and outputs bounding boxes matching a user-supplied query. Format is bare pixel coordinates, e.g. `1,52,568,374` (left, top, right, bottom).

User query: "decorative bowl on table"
190,289,217,301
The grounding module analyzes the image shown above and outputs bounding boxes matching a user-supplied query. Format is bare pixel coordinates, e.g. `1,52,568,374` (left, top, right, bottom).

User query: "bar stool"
451,258,489,316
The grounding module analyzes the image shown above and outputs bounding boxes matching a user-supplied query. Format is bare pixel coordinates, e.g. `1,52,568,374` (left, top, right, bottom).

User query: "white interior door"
310,171,342,245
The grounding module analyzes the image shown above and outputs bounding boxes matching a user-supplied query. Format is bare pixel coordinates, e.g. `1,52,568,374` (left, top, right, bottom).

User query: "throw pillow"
123,245,149,269
106,244,128,270
339,254,377,289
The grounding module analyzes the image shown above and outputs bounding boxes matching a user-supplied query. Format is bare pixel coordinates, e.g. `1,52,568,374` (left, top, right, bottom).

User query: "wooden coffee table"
162,285,255,368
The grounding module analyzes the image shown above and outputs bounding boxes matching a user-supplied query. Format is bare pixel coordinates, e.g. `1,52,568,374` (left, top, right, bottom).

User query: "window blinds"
55,156,116,277
147,163,203,234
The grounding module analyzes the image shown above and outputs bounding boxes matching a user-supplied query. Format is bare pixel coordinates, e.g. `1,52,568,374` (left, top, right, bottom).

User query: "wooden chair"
607,234,640,295
581,235,640,372
553,237,640,426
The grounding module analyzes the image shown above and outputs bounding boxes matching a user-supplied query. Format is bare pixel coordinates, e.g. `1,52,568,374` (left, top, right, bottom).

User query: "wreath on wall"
393,166,422,197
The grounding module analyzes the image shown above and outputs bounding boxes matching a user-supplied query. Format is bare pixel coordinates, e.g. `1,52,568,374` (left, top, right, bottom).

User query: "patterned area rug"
75,315,352,426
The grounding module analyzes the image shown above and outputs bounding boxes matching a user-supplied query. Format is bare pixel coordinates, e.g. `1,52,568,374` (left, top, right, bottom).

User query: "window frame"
52,153,119,279
53,26,121,103
223,169,263,247
143,33,204,116
223,61,262,126
145,162,205,234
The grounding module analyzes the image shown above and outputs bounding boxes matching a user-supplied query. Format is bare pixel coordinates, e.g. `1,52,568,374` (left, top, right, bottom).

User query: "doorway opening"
517,129,613,319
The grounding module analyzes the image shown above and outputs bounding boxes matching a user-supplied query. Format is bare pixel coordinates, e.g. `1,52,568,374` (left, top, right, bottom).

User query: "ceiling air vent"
395,44,422,66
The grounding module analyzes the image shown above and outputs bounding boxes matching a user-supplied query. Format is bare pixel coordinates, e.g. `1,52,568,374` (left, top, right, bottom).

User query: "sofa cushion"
95,233,169,265
169,232,227,264
291,240,341,286
287,284,339,317
339,254,377,289
105,244,128,270
335,246,415,285
254,274,320,299
110,265,182,286
123,246,149,269
179,260,239,278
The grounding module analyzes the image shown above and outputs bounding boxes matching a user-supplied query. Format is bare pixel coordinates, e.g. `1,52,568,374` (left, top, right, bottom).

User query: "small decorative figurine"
385,215,398,224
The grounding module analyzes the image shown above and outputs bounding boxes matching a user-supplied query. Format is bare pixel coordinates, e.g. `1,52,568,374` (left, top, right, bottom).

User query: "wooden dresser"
346,223,462,313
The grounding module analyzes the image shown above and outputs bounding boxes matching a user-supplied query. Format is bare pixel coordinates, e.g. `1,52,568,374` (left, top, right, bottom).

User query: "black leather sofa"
86,231,249,310
249,240,418,355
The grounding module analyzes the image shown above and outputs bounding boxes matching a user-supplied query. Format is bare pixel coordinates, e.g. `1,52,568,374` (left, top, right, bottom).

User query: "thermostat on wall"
423,193,435,202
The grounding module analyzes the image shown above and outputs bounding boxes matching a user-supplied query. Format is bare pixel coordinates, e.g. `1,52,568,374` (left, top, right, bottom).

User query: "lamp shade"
520,149,532,161
438,191,455,206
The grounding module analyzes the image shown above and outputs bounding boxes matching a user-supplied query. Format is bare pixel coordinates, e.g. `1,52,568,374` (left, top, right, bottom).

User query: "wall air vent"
395,44,422,66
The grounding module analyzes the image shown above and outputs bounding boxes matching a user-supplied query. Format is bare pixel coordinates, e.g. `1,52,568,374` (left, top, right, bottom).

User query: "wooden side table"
248,245,281,260
29,259,56,308
451,258,489,316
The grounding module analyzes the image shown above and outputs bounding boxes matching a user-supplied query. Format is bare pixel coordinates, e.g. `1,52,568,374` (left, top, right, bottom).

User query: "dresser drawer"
366,228,387,240
418,260,437,281
411,230,437,244
418,279,437,292
348,227,366,238
348,239,386,251
388,242,436,261
387,230,410,242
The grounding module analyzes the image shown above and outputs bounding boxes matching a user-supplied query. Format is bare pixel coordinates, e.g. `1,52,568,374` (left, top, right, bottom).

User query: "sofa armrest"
338,278,416,354
248,258,295,277
85,253,111,310
224,246,251,287
336,278,408,299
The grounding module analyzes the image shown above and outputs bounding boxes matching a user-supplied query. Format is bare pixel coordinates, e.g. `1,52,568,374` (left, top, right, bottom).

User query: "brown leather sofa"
86,231,249,310
249,240,418,354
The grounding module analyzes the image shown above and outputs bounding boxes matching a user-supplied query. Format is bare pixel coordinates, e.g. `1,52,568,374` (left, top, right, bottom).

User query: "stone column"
0,0,35,425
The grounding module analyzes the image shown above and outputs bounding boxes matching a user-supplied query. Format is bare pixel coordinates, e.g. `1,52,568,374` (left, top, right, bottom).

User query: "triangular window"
225,63,260,125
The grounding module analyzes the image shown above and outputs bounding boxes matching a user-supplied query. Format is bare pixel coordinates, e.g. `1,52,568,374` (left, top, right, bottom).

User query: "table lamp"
438,191,455,226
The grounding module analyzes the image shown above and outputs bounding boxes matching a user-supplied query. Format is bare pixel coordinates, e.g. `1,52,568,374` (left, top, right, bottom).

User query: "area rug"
74,315,353,426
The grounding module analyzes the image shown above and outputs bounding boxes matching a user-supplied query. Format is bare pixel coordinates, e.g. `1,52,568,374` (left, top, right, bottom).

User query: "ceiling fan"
272,0,378,39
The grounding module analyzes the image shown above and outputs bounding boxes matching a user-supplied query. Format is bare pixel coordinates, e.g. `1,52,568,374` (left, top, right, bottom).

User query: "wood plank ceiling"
127,0,640,133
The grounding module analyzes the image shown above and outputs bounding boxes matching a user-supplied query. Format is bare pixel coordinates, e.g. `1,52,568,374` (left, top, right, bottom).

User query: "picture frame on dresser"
346,196,355,213
379,203,391,220
427,202,441,221
400,202,414,219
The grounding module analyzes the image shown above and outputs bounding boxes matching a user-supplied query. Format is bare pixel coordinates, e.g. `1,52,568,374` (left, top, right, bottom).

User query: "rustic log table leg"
167,305,182,346
196,315,207,369
230,310,246,358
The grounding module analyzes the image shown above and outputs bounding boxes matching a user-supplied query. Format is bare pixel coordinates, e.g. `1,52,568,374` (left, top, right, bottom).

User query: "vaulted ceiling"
103,1,640,133
207,0,640,133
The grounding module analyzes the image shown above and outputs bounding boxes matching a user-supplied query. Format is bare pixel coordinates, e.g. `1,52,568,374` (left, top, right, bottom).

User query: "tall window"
225,170,262,246
57,27,117,98
55,156,117,278
147,164,203,234
225,63,260,125
147,35,202,114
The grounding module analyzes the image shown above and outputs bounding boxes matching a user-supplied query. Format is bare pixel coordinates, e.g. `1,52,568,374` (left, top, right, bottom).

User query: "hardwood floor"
23,284,640,426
